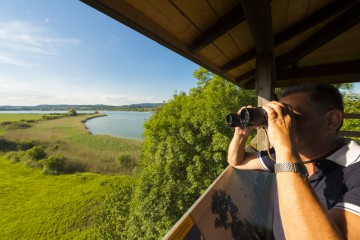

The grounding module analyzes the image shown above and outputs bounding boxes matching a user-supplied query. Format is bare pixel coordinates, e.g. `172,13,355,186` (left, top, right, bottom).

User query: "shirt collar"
327,139,360,167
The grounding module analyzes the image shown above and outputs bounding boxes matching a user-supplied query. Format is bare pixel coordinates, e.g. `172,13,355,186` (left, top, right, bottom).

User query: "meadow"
0,113,142,174
0,156,130,239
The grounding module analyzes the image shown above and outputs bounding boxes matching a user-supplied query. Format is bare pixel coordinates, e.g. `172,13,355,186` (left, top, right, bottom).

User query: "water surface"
85,111,152,140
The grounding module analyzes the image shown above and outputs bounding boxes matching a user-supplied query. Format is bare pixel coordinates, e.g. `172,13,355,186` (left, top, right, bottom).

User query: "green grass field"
0,156,121,239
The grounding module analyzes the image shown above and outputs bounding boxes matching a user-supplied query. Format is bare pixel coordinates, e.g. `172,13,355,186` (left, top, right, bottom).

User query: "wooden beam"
277,3,360,69
277,60,360,80
220,0,356,72
274,73,360,88
221,49,256,72
188,4,246,53
235,70,255,83
343,113,360,119
338,131,360,138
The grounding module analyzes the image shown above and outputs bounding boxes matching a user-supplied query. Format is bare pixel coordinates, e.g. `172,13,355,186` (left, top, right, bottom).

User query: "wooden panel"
227,61,255,79
208,0,239,17
274,14,336,57
127,0,199,42
199,44,229,66
299,24,360,66
212,34,242,61
170,0,220,31
228,22,255,53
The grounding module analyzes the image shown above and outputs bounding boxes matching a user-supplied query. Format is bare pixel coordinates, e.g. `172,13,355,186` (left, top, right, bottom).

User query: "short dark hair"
281,83,344,114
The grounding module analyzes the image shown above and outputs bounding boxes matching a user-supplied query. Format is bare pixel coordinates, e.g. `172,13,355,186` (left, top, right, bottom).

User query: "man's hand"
261,101,296,153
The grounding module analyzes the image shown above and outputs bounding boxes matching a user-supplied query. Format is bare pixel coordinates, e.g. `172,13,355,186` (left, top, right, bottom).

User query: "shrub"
4,151,24,163
25,146,47,161
40,155,67,175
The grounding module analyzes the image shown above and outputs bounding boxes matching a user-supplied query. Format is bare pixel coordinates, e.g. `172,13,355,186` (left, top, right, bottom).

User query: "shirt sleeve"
257,148,275,172
333,162,360,216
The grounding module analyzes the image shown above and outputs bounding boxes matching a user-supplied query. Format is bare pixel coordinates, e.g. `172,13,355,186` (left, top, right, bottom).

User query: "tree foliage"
123,68,257,239
67,108,77,116
342,93,360,142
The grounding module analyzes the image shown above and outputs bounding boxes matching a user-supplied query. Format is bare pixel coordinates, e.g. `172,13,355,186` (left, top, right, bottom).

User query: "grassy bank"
0,156,124,239
0,113,45,123
1,114,142,174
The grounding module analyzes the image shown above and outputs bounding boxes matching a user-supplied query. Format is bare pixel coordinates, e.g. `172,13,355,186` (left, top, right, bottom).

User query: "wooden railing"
339,113,360,138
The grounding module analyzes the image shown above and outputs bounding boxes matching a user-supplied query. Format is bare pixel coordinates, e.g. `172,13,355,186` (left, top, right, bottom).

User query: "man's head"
281,83,344,116
279,83,344,154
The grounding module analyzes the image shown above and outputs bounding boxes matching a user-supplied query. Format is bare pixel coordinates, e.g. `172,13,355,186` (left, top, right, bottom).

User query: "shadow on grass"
0,138,36,152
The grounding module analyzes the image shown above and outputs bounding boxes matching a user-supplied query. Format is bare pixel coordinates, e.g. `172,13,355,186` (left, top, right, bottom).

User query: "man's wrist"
273,149,297,163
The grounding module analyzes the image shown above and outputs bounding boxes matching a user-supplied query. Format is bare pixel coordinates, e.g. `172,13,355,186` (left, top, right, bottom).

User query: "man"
227,83,360,239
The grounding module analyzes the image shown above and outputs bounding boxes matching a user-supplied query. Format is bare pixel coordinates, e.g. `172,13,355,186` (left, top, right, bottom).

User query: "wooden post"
240,0,275,151
256,54,275,151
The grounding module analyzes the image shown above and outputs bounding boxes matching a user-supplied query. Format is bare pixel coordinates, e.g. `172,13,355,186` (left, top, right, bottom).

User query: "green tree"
67,108,77,116
123,68,257,239
342,93,360,142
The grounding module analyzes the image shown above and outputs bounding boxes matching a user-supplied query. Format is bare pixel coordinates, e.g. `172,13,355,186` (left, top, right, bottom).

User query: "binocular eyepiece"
226,107,267,127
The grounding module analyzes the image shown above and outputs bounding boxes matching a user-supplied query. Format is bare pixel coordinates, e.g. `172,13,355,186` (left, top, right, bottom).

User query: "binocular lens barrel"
226,107,267,127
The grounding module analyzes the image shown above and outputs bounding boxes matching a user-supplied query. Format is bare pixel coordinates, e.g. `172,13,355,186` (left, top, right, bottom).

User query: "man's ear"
325,110,343,132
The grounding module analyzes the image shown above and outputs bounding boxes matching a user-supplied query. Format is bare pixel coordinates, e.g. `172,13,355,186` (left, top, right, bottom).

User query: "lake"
0,110,152,140
85,111,152,140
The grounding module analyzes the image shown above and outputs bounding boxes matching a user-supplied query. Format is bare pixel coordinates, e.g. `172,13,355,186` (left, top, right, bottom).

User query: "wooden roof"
80,0,360,89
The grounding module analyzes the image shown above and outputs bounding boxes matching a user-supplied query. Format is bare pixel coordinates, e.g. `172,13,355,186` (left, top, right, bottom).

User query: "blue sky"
0,0,199,106
0,1,359,106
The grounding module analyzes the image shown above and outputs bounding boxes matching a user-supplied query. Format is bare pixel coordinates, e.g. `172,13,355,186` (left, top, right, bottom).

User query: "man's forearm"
227,134,248,167
276,152,343,239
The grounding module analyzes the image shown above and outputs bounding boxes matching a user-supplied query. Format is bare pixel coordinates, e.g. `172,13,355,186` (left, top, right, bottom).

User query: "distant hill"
0,103,162,111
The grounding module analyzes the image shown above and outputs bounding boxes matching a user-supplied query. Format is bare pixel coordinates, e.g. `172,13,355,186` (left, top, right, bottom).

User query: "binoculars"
226,107,267,127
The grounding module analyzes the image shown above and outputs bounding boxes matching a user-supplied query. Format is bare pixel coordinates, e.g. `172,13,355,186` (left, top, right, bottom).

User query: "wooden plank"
163,166,274,239
188,4,246,53
277,60,360,80
274,73,360,88
343,113,360,119
339,131,360,138
277,3,360,68
222,0,357,73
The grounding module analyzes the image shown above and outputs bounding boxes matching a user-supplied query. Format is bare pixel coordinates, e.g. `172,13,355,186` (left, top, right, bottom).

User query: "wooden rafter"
277,3,360,69
188,4,245,53
221,0,356,73
277,60,360,80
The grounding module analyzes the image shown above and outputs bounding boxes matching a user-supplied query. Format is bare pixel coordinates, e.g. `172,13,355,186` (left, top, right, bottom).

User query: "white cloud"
0,20,81,55
0,54,39,67
0,85,163,106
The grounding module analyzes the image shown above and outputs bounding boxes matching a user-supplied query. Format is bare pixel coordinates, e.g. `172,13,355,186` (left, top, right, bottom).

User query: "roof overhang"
80,0,360,89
